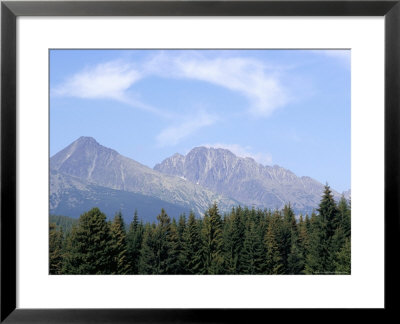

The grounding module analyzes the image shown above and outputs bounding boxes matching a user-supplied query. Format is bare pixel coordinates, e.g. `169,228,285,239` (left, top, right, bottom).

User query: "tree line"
49,185,350,275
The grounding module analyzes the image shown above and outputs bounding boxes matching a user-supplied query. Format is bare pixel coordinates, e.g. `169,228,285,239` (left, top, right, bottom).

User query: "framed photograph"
1,0,399,322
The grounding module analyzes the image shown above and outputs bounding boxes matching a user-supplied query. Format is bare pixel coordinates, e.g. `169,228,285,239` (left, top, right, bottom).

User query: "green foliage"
335,238,351,274
183,212,204,274
279,205,297,273
166,219,182,274
318,185,339,238
223,207,246,274
305,210,328,274
201,203,224,274
49,215,77,234
332,197,351,274
305,185,351,274
176,214,188,273
138,223,157,274
287,242,304,274
62,207,113,274
264,213,284,274
49,223,64,274
50,186,350,275
241,219,265,274
337,197,351,238
154,208,172,274
295,215,309,273
109,212,130,274
126,210,143,274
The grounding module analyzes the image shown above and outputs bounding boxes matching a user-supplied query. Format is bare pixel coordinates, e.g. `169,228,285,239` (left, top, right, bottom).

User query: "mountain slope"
50,137,239,218
154,146,341,213
50,169,195,222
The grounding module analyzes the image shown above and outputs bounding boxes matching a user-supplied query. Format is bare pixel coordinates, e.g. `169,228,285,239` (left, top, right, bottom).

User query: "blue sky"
50,49,350,193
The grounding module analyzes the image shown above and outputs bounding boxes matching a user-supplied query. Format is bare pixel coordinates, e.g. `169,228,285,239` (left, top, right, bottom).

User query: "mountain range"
154,146,344,214
50,136,348,222
50,137,239,222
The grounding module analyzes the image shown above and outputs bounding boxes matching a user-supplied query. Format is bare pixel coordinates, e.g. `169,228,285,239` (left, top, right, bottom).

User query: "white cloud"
203,143,273,165
53,54,290,119
146,53,288,117
156,111,218,147
52,61,141,100
53,53,291,145
52,60,172,117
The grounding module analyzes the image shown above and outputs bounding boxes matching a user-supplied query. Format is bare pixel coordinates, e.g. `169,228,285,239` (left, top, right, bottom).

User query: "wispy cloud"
52,61,141,100
52,60,172,117
53,52,291,145
146,52,289,117
156,111,218,147
202,143,273,165
53,53,290,118
117,96,173,118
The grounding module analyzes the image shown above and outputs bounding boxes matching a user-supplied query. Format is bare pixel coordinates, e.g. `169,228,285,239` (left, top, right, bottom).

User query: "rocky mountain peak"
187,146,237,159
50,137,239,218
76,136,99,144
50,136,120,179
51,138,344,217
154,146,341,213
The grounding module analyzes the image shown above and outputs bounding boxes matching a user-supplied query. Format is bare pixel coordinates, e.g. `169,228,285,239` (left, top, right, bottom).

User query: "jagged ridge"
154,146,343,214
50,137,239,218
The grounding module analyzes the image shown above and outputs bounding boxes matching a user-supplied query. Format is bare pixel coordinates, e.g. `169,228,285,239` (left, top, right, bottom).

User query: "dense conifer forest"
49,185,350,275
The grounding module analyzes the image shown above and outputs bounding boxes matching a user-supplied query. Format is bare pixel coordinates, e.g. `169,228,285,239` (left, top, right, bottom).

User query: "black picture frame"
1,0,399,322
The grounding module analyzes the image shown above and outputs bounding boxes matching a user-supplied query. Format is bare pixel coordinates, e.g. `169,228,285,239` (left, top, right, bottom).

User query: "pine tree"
297,215,309,270
127,210,143,274
222,213,235,274
177,214,188,273
54,188,350,275
62,207,113,274
305,211,327,274
184,211,204,274
285,208,306,274
337,196,351,239
154,209,172,274
305,214,311,233
177,214,187,240
305,186,342,274
201,203,224,274
227,207,246,273
241,218,265,274
264,213,284,274
318,185,339,239
166,219,182,274
139,222,157,274
49,223,64,274
287,242,304,274
109,212,129,274
280,204,296,273
330,197,351,272
335,238,351,274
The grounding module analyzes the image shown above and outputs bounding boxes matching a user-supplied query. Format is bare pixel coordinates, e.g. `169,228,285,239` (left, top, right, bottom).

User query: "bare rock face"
51,137,347,219
155,146,342,214
50,137,239,217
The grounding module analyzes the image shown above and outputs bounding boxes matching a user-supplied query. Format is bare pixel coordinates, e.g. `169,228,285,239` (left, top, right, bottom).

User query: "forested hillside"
49,185,350,275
